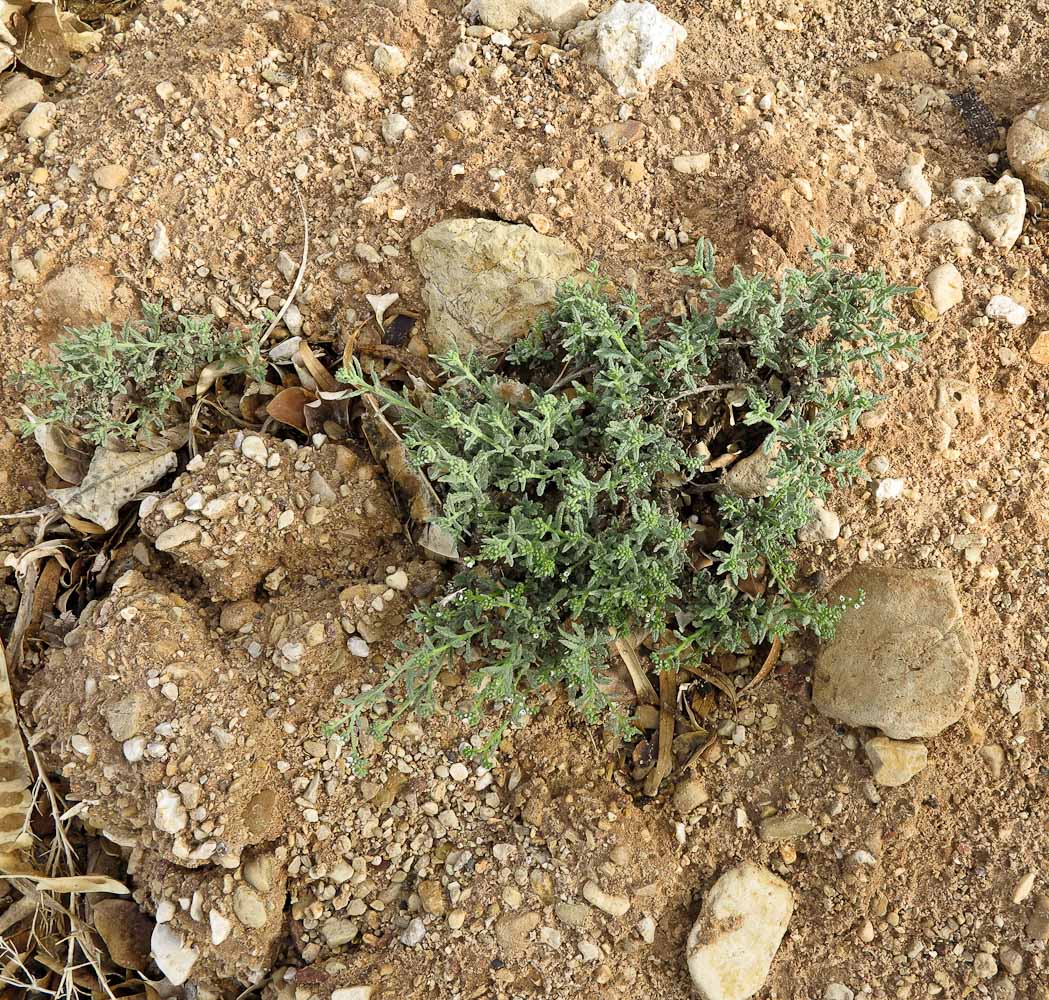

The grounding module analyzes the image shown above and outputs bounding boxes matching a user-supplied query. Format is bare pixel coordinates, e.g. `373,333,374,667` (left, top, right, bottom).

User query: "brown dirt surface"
2,0,1048,999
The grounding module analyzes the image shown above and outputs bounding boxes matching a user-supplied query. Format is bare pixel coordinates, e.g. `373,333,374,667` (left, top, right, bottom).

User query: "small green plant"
331,238,917,768
15,303,265,447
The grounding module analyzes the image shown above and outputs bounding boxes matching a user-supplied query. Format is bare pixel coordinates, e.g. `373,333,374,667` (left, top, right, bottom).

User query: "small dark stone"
949,88,1000,146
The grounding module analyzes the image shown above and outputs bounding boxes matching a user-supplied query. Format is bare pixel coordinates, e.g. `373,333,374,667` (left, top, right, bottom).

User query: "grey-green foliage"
16,303,265,447
331,237,917,768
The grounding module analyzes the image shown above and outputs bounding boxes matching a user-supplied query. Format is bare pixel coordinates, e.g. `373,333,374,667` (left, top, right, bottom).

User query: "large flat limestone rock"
412,218,581,356
813,566,977,739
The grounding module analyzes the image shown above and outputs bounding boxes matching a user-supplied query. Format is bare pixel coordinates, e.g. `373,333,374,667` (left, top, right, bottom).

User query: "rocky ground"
1,1,1048,999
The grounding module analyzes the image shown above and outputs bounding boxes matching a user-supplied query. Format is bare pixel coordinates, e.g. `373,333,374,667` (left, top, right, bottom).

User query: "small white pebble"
875,478,904,501
985,294,1028,327
449,762,469,782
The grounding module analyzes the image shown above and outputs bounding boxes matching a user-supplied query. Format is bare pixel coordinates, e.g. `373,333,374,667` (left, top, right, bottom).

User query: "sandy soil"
1,1,1047,998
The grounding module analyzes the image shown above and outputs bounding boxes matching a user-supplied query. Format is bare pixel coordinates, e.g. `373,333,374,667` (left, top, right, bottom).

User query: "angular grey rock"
1006,101,1049,197
0,74,45,126
104,693,149,742
921,219,979,256
672,775,709,814
232,886,267,928
813,566,977,739
687,862,793,1000
341,64,382,102
566,1,687,99
150,923,197,986
720,442,779,499
797,498,840,543
412,219,581,356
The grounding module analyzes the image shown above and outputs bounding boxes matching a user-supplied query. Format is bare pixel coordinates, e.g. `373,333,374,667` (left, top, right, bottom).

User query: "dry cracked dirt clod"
26,572,290,868
140,431,403,601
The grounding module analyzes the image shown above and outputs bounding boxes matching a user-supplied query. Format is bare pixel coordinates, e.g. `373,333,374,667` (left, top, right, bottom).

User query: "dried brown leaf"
359,393,459,561
194,359,242,396
4,539,72,584
57,10,101,53
15,0,68,76
23,408,91,485
49,447,177,531
0,894,35,936
266,387,314,433
682,662,738,709
365,292,398,330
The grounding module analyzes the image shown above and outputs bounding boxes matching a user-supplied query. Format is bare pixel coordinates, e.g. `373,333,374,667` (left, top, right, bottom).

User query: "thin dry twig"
261,183,309,345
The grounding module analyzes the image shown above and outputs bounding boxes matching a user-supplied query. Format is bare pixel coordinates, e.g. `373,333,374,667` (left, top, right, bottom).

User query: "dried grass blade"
294,341,341,393
5,559,40,672
612,634,658,705
261,184,309,344
0,870,130,895
741,636,782,694
0,638,32,851
643,668,678,796
359,394,459,561
26,557,62,648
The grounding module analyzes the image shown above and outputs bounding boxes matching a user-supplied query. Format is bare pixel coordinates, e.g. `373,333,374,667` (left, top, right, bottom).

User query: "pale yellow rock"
412,219,581,355
864,736,928,786
1031,331,1049,366
1007,101,1049,196
950,176,1025,250
926,262,963,314
687,862,793,1000
93,164,129,190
